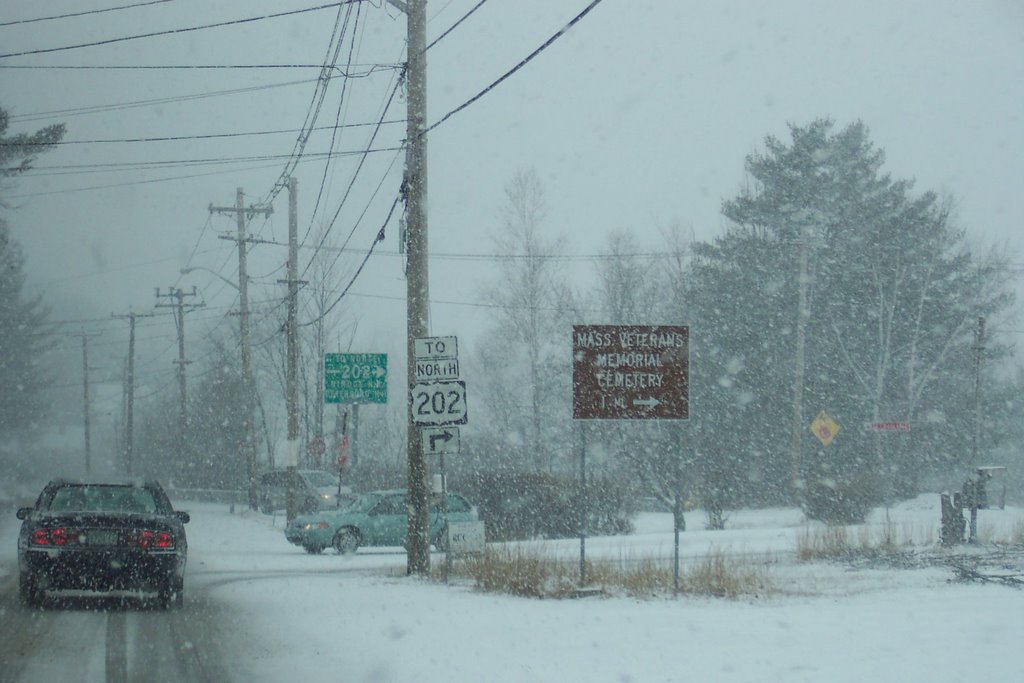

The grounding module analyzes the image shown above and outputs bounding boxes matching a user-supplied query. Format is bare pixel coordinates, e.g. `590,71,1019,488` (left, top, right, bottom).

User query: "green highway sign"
324,353,387,404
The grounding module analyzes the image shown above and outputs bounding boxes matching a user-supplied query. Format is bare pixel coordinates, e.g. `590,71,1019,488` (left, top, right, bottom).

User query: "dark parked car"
258,469,350,514
16,479,190,608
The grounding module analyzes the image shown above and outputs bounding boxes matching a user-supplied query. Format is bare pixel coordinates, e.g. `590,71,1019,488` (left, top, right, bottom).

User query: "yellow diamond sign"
810,410,840,447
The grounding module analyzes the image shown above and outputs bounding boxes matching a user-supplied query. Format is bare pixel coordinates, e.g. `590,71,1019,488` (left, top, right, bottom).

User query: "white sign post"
446,521,486,556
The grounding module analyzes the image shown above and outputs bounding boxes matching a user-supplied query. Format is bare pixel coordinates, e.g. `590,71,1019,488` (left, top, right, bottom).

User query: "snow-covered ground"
168,494,1024,682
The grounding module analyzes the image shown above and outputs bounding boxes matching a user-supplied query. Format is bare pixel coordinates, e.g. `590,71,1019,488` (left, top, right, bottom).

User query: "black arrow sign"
429,429,454,451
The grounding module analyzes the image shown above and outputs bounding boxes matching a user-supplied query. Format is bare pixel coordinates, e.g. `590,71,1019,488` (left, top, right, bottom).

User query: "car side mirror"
16,507,32,520
175,511,191,524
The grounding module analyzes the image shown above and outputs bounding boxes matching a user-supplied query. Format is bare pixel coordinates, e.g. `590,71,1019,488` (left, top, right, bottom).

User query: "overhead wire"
289,0,494,316
0,2,363,60
257,3,353,210
296,0,605,319
12,120,404,146
6,78,327,124
300,192,398,328
424,0,606,136
298,70,404,282
0,62,399,71
0,0,173,28
424,0,489,52
14,147,402,177
303,1,368,242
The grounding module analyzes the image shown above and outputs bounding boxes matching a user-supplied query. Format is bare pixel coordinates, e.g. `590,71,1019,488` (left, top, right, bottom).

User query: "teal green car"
285,489,478,554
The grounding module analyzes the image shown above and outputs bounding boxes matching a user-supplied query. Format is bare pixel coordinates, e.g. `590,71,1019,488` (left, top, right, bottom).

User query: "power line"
299,75,404,280
6,78,331,123
425,0,606,135
300,192,397,327
260,0,360,214
424,0,489,52
256,3,354,210
0,2,363,60
306,6,381,236
0,62,396,71
6,160,287,199
13,147,402,177
0,0,173,28
9,121,404,146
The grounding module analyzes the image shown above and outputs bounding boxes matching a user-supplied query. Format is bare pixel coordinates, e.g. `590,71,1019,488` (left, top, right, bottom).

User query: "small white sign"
415,358,460,382
414,336,458,360
421,426,461,455
447,521,486,556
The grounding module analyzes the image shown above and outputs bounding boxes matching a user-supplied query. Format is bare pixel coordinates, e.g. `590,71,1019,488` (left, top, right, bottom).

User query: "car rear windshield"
47,485,158,514
302,471,338,487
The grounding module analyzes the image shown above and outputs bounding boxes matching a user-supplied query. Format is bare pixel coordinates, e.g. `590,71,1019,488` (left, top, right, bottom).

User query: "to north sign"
572,325,689,420
415,357,460,382
413,336,458,360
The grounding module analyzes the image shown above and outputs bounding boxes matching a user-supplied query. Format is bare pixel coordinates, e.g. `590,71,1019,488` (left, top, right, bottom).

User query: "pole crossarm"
180,266,240,290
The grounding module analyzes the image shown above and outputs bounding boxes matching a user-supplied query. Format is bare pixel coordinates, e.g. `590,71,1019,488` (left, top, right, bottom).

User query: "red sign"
572,325,689,420
337,435,350,469
868,421,910,432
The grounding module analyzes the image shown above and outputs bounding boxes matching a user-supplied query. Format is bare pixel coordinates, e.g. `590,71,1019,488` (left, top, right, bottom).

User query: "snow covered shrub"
801,475,878,525
456,470,634,542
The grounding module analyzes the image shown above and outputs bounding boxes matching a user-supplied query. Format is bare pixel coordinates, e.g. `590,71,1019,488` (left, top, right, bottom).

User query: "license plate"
87,530,119,546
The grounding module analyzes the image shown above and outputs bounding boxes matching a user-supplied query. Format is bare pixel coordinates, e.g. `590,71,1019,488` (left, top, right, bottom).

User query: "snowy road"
0,508,396,683
3,498,1024,682
0,573,229,683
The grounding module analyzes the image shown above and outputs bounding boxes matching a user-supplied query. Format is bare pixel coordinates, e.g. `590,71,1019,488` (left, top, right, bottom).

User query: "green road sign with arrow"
325,353,387,404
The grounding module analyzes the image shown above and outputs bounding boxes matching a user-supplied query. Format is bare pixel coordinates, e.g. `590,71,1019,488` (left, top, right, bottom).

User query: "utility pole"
967,315,986,543
971,316,986,470
155,287,204,462
284,177,302,522
113,311,153,476
210,188,273,510
82,333,92,475
402,0,431,577
789,228,812,492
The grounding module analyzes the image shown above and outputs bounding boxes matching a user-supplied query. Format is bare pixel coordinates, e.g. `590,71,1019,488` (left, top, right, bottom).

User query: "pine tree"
0,105,65,445
0,216,52,440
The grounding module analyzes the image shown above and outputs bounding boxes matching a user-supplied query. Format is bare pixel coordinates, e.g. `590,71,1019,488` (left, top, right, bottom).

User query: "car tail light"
131,529,175,550
31,527,70,546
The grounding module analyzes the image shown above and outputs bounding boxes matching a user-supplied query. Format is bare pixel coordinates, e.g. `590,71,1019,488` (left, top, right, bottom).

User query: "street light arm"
180,267,240,291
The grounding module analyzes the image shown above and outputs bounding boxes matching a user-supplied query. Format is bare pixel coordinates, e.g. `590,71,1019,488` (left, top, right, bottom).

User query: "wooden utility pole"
971,316,986,469
210,188,272,510
284,177,301,522
402,0,431,577
82,333,92,475
968,316,986,543
789,229,811,491
113,311,153,476
155,287,204,460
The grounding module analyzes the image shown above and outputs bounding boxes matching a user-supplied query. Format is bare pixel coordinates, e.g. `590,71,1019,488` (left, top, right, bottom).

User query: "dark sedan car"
16,479,190,608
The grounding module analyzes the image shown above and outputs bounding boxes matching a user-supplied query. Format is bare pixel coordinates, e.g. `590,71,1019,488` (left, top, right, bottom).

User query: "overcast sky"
2,0,1022,415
